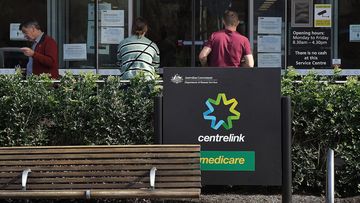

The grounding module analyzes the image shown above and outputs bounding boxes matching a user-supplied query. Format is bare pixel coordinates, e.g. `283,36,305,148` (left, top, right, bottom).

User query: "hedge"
0,70,359,197
282,68,360,197
0,72,159,146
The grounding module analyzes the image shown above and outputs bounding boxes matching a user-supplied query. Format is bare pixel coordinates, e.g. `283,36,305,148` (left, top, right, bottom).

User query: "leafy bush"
282,68,360,197
0,72,159,146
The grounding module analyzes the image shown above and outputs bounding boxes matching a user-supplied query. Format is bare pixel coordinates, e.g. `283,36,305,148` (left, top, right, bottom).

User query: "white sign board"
88,3,111,20
314,4,331,27
258,53,282,67
257,35,281,53
63,44,87,61
87,21,95,53
101,10,124,26
10,23,26,40
258,17,282,34
101,27,124,44
350,25,360,42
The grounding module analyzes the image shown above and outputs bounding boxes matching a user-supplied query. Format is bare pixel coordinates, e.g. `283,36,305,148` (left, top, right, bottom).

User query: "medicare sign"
163,68,281,185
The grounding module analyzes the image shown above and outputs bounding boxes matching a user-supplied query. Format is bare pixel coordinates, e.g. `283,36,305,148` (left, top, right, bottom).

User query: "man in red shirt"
19,20,59,79
199,10,254,68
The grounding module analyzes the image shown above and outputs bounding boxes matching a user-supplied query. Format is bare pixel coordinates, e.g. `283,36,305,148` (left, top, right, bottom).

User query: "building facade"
0,0,359,75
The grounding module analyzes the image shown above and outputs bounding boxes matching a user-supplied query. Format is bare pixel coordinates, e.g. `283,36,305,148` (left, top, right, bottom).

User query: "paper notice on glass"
258,53,282,68
258,35,281,53
10,23,26,40
63,44,87,61
87,21,95,53
258,17,282,34
99,45,109,55
101,27,124,44
350,25,360,42
101,10,124,26
88,3,112,20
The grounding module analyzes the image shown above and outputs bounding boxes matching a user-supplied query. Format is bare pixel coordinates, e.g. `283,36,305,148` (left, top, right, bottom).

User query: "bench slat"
0,176,201,184
0,152,200,160
0,158,199,166
0,170,201,178
0,145,200,155
1,182,201,190
0,164,200,172
0,189,201,199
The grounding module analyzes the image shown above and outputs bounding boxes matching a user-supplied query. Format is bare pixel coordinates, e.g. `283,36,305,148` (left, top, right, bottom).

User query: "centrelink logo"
203,93,240,130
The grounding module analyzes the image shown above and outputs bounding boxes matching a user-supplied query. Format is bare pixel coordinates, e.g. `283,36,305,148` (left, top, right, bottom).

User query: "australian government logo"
171,74,218,85
171,74,183,84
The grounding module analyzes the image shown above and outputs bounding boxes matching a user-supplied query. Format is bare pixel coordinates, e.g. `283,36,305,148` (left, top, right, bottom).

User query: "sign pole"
154,95,163,144
281,96,292,203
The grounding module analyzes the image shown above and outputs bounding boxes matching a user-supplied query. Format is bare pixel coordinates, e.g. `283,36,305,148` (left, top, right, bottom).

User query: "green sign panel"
201,151,255,171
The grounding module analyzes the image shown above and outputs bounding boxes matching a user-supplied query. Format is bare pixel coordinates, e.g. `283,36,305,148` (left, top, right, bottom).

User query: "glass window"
66,0,129,71
138,0,192,67
0,0,46,71
338,1,360,68
255,0,285,68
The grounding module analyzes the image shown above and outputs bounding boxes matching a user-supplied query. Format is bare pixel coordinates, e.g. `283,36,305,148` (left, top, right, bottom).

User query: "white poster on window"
257,35,281,53
63,44,87,61
258,17,282,34
10,23,26,40
101,27,124,44
101,10,124,26
258,53,282,67
350,25,360,42
88,3,112,20
87,21,95,53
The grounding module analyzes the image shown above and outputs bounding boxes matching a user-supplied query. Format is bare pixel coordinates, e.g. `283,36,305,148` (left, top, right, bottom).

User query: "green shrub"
282,68,360,197
0,72,159,146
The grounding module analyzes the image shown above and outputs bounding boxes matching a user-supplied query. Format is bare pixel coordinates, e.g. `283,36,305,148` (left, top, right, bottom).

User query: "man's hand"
242,54,254,68
199,46,211,67
20,47,35,57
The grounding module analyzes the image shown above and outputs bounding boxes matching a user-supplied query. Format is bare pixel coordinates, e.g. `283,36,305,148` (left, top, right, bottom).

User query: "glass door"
137,0,248,67
138,0,192,67
196,0,249,66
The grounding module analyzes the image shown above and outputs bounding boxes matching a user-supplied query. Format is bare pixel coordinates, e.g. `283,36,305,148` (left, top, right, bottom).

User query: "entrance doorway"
138,0,248,67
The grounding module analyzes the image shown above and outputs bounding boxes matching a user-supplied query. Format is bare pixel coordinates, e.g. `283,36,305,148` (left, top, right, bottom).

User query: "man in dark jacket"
19,20,59,79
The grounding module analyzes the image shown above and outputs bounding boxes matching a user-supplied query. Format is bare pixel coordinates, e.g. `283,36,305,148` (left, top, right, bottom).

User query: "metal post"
191,0,196,67
326,148,335,203
154,95,163,144
94,0,99,74
284,0,288,68
281,96,292,203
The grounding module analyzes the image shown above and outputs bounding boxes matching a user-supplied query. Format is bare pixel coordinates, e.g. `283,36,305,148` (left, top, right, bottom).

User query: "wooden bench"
0,145,201,200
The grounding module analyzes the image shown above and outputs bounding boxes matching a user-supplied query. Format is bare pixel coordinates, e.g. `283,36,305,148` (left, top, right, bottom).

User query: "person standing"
199,10,254,68
117,17,160,80
19,20,59,79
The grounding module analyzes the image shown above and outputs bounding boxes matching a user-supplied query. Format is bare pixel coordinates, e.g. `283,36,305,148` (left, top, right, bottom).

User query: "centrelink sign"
163,68,281,185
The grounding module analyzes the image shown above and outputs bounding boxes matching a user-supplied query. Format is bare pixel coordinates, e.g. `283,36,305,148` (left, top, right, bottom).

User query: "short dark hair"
132,17,148,36
19,20,41,30
223,10,239,26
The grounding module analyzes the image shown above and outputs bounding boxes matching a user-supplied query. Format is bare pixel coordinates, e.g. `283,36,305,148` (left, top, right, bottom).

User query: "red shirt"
33,34,59,79
204,29,252,67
